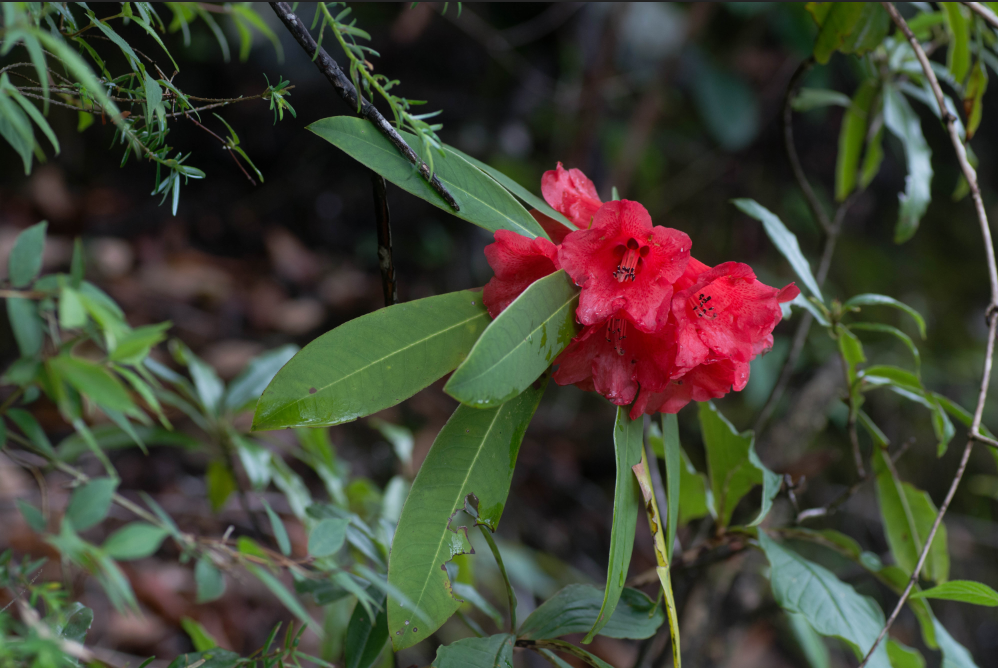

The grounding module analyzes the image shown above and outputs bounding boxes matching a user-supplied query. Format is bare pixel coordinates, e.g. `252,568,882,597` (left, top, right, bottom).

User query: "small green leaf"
887,640,925,668
835,80,877,202
245,563,321,636
309,517,349,557
17,499,45,532
849,323,920,372
859,125,884,189
205,461,237,512
910,580,998,606
445,270,579,407
677,447,709,525
882,86,933,243
518,585,664,640
102,522,169,560
345,591,389,668
7,297,43,357
261,499,291,556
109,323,171,365
388,381,545,651
8,221,47,287
165,649,240,668
181,616,219,652
732,199,823,302
699,402,771,528
8,408,54,455
223,344,298,413
66,477,119,531
964,61,987,140
792,88,853,112
60,604,93,644
844,294,926,338
195,557,226,603
584,407,643,643
431,634,514,668
48,357,134,413
786,612,830,668
172,341,224,414
309,117,547,240
58,285,88,330
254,290,489,430
941,3,970,83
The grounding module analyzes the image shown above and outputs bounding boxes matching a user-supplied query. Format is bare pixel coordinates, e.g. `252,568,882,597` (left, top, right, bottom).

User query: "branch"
858,5,998,666
963,2,998,29
269,2,460,211
372,172,397,307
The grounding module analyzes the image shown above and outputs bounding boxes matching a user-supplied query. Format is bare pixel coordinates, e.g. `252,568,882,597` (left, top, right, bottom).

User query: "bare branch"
269,2,460,212
372,172,397,307
963,1,998,29
857,5,998,666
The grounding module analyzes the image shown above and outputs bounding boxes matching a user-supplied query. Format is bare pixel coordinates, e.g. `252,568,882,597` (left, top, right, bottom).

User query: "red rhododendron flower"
672,261,799,371
559,200,691,333
629,358,751,419
552,313,677,406
482,230,559,318
542,162,602,229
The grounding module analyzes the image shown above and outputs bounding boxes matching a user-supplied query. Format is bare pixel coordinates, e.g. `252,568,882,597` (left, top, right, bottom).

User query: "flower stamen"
605,317,627,355
693,293,716,319
614,238,643,283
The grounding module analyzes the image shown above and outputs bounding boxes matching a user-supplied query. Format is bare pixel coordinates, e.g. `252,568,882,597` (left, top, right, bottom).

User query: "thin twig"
962,2,998,28
184,113,257,186
858,5,998,665
372,172,397,307
783,57,830,233
970,432,998,449
269,2,460,211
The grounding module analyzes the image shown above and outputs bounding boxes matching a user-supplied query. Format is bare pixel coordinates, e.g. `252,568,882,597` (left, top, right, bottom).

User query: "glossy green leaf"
445,270,578,407
309,117,546,239
246,563,321,636
8,221,46,287
699,402,776,527
48,357,134,413
910,580,998,606
447,146,574,230
678,447,710,525
941,3,970,83
518,585,664,640
345,591,388,668
792,87,853,112
7,297,43,357
253,290,489,431
387,381,545,651
732,199,823,302
262,498,291,556
887,640,925,668
873,448,949,583
223,344,298,413
759,532,891,668
195,557,226,603
66,477,119,532
662,413,680,561
309,517,350,557
181,617,219,652
431,634,514,668
582,407,642,643
102,522,169,560
835,80,877,202
60,604,93,645
844,294,926,338
882,86,933,243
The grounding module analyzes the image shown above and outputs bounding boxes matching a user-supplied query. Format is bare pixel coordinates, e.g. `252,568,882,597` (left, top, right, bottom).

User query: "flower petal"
541,162,602,229
482,230,559,318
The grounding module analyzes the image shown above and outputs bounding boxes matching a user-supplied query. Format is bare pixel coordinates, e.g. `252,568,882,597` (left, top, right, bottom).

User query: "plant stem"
478,524,517,632
372,172,397,307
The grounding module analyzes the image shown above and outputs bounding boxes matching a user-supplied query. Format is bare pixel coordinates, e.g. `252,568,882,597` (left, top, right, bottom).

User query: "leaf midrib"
322,125,539,239
450,293,577,392
265,310,487,420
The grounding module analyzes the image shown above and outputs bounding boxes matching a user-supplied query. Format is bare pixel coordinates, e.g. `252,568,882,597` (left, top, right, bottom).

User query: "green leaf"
758,532,891,668
309,517,350,557
662,414,680,562
584,407,643,643
195,557,226,603
245,563,321,636
60,604,94,645
910,580,998,606
811,3,888,63
7,221,46,287
345,591,389,668
445,271,578,407
451,582,503,627
445,147,574,230
792,87,853,112
787,612,830,668
66,477,119,531
859,125,884,189
941,3,970,83
873,448,949,583
678,447,710,525
844,294,926,338
699,402,773,528
849,323,920,372
933,617,981,668
518,585,664,640
165,649,240,668
181,616,219,652
887,640,925,668
529,639,612,668
108,323,171,365
838,325,866,385
732,199,823,302
387,381,545,651
58,285,88,330
882,86,933,243
17,499,45,532
309,117,546,239
8,408,54,455
253,290,489,430
205,461,236,512
223,344,298,413
431,634,514,668
262,499,291,556
862,365,923,394
102,522,169,560
7,297,43,357
172,341,224,414
48,357,135,413
56,424,197,463
964,61,987,140
835,80,877,202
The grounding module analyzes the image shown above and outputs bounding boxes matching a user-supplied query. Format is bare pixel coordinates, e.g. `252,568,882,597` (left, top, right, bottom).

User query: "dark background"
1,3,997,667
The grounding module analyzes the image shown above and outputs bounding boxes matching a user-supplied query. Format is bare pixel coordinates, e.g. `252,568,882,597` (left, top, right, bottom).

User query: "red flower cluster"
483,163,799,419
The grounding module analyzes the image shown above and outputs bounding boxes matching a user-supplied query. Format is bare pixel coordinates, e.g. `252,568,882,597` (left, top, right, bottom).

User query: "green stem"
478,524,517,632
